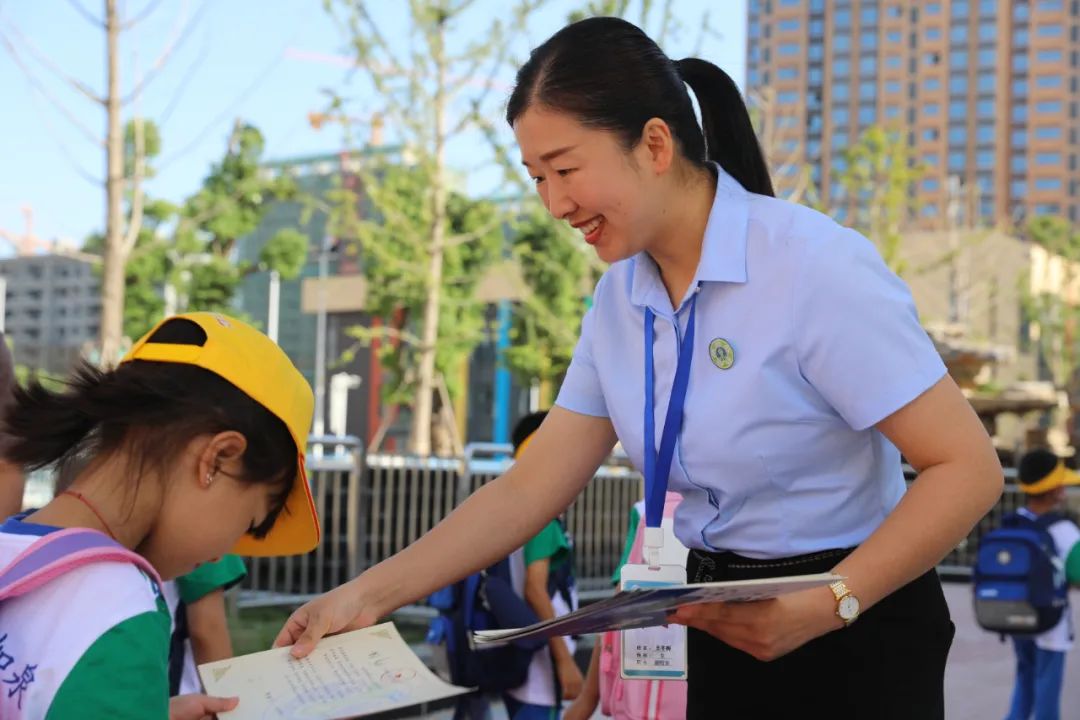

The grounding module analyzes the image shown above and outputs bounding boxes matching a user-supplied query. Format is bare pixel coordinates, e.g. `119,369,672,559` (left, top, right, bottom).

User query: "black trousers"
686,547,955,720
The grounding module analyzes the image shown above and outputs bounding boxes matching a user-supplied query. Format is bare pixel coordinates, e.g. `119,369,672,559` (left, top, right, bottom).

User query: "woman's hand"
563,690,599,720
273,577,383,658
168,693,239,720
671,585,843,662
556,654,585,701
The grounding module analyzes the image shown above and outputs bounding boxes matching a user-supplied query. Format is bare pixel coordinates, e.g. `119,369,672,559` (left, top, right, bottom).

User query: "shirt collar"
629,165,751,310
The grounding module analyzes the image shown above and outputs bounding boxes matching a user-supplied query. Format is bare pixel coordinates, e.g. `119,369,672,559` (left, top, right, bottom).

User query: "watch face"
839,595,860,621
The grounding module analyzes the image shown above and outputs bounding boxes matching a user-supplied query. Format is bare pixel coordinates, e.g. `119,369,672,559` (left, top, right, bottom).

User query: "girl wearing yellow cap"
0,313,317,720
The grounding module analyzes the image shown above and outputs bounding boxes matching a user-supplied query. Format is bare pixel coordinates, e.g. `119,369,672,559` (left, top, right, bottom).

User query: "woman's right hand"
273,577,383,658
556,655,586,702
563,692,598,720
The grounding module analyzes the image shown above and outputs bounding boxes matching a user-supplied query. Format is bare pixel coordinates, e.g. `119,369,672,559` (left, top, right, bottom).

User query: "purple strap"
0,528,161,601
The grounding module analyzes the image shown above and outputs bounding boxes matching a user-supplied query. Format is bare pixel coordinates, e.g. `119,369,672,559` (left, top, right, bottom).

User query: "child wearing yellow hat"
0,313,318,720
1004,448,1080,720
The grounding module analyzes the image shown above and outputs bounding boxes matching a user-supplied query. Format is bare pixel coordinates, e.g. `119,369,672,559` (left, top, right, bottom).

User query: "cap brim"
1064,468,1080,487
230,455,321,557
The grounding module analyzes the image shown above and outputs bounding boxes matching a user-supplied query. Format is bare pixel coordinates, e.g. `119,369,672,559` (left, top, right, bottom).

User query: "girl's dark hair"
3,318,297,536
506,16,775,197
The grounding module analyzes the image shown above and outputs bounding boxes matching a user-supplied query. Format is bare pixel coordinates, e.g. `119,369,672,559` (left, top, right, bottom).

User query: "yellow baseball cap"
123,312,319,557
1018,449,1080,495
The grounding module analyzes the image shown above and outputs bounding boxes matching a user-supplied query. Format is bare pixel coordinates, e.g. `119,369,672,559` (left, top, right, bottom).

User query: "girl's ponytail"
676,58,776,197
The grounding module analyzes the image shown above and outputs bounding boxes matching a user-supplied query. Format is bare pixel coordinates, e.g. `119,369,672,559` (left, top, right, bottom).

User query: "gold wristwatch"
829,580,861,626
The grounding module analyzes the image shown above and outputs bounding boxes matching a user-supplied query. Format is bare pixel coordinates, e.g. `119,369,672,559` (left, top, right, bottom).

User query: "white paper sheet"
199,623,469,719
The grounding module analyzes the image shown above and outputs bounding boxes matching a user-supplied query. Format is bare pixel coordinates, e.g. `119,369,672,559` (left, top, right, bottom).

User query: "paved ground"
411,581,1079,719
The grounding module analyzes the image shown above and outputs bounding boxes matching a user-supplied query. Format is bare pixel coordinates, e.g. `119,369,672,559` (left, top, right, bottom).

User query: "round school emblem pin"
709,338,734,370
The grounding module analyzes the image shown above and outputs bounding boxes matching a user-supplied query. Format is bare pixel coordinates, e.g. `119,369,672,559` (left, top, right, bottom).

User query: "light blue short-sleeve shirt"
556,168,946,559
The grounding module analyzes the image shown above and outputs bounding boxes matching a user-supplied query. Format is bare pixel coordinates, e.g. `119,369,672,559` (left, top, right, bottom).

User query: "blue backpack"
973,511,1068,635
427,554,546,691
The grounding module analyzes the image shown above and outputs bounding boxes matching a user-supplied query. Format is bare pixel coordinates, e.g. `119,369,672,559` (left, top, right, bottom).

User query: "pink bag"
598,493,687,720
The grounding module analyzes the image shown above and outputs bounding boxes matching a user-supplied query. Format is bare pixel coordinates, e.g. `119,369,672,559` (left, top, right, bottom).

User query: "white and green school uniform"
0,515,170,719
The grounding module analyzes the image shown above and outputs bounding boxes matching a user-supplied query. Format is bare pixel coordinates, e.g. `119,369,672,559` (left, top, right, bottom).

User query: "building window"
1013,104,1028,121
810,19,825,35
858,81,875,100
948,126,966,143
949,100,967,120
978,73,996,93
885,105,901,119
977,173,993,192
859,57,877,75
977,49,995,69
1036,49,1063,62
1013,155,1028,172
1035,178,1063,190
834,131,849,148
1036,152,1061,165
977,99,994,118
923,152,940,166
951,25,968,43
977,150,994,168
834,58,851,76
1036,24,1063,37
887,30,902,42
923,127,940,141
1012,180,1027,197
835,34,852,51
886,55,903,69
924,103,941,116
925,77,942,91
1037,0,1064,9
977,124,994,143
951,50,967,69
1034,126,1062,139
926,27,942,40
858,106,876,125
836,9,852,27
948,151,966,171
1014,78,1029,96
923,204,940,217
885,80,902,93
979,23,997,42
952,0,969,17
778,19,801,31
833,83,850,100
779,43,801,57
861,33,878,49
810,44,825,61
1012,128,1028,146
949,75,968,94
926,3,942,14
777,91,800,104
1036,100,1062,113
778,66,799,80
861,6,878,24
1013,53,1029,72
1014,28,1029,47
834,108,850,125
1035,74,1062,88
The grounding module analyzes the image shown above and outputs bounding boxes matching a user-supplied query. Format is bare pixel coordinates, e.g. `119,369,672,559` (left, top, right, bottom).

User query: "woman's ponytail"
676,58,775,198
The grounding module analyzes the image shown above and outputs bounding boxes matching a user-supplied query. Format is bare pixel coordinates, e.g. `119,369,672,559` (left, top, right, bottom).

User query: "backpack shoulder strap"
0,527,161,602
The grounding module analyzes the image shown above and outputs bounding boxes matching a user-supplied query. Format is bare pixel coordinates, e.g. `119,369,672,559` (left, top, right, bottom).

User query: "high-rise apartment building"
746,0,1080,228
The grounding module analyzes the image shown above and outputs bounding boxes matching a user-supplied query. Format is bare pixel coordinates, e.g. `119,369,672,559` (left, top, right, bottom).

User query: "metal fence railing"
237,439,1079,607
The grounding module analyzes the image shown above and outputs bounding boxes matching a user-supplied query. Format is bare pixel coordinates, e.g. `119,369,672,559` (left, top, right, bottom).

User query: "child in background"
0,312,319,720
505,411,583,720
1004,449,1080,720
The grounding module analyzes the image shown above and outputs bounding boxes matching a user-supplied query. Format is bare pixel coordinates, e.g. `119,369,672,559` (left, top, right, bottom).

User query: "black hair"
512,410,549,454
506,16,774,197
1018,447,1064,501
2,318,297,538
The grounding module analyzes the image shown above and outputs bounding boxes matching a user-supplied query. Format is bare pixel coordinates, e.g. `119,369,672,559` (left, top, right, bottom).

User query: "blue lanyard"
643,294,697,533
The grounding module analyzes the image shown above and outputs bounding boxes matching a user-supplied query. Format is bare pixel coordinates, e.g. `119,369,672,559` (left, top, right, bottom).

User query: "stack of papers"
199,623,469,719
474,572,840,646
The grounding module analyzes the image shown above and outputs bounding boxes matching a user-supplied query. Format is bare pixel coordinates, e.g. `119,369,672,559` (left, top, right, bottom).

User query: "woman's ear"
639,117,676,175
196,431,248,487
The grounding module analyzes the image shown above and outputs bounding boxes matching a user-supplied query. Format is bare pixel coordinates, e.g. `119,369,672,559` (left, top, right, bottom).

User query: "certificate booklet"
474,572,840,646
199,623,469,719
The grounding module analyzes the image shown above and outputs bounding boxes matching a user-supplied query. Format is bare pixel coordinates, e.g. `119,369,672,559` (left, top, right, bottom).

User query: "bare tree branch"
0,29,105,145
0,22,104,104
121,115,147,256
121,0,206,105
64,0,104,28
120,0,167,31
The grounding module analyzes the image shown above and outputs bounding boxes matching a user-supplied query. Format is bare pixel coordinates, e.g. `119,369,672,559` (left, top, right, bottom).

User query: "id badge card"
619,563,688,680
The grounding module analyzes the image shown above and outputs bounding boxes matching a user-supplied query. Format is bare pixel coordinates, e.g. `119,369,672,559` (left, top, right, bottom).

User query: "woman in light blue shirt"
278,17,1003,718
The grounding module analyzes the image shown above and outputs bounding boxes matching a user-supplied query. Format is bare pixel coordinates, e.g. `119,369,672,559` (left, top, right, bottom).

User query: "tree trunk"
99,0,125,366
408,17,448,456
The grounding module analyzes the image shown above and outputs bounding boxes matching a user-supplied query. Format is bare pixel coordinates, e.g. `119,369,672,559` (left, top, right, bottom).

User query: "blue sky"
0,0,746,248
